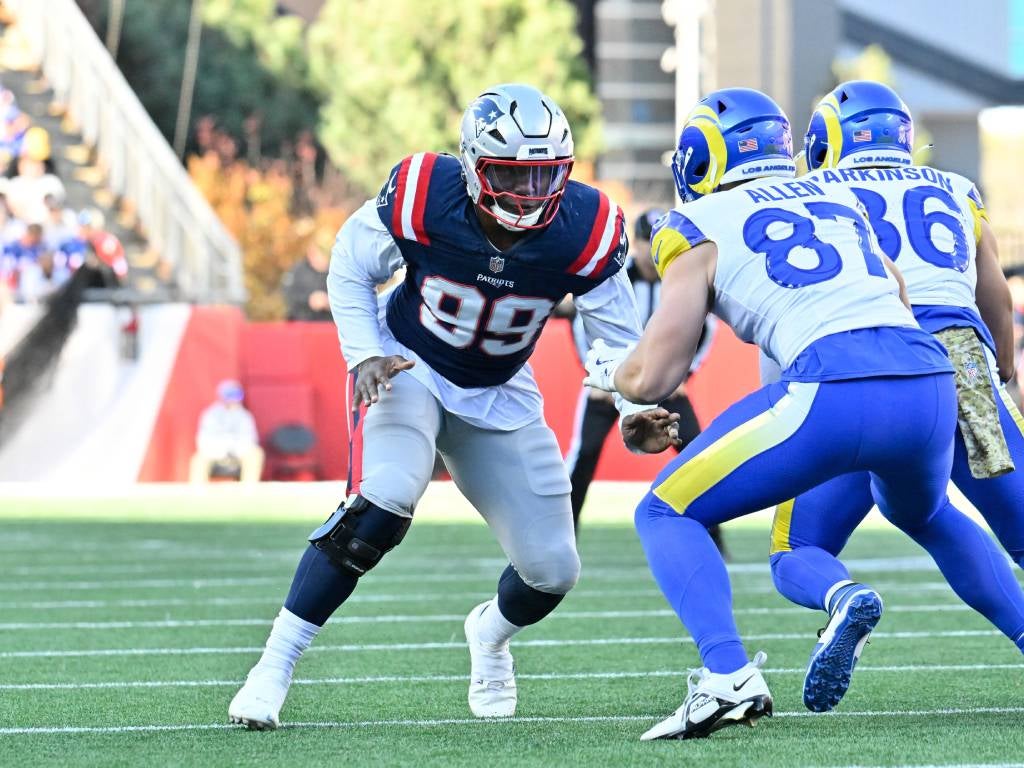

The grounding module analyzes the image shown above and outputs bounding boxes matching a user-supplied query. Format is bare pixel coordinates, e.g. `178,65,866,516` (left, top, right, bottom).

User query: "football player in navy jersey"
229,83,679,729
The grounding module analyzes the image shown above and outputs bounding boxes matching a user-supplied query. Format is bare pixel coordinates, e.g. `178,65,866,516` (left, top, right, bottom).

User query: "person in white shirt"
188,380,264,483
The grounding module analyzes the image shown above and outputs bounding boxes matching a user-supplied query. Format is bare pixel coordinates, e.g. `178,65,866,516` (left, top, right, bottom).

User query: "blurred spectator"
2,222,44,289
0,100,29,174
5,128,65,224
0,192,22,243
42,195,78,253
18,250,69,303
282,228,332,322
74,208,127,280
189,380,265,483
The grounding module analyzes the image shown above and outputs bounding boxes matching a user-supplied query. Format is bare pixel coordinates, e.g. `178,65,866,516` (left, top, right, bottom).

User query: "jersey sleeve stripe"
668,211,707,246
567,192,611,275
586,205,624,278
399,153,428,242
390,156,414,237
652,211,707,278
410,152,438,245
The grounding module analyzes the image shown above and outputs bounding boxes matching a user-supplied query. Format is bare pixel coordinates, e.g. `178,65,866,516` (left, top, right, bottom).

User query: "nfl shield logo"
489,256,505,273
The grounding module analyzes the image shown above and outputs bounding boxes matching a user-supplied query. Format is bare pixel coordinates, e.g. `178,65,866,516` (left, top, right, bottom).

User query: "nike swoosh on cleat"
732,674,755,692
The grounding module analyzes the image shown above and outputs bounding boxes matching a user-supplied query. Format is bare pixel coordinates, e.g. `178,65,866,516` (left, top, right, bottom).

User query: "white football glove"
583,339,634,393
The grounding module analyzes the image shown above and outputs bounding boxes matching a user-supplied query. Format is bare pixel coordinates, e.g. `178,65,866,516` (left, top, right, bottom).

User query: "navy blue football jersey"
375,152,627,388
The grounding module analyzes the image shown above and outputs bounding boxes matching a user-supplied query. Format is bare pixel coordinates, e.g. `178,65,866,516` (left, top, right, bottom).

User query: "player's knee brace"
308,496,411,577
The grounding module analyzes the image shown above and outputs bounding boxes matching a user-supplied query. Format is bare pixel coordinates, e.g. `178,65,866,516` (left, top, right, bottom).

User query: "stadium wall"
2,303,758,483
138,310,759,482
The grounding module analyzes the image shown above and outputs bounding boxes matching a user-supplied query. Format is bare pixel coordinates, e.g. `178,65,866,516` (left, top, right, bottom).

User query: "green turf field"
1,485,1022,767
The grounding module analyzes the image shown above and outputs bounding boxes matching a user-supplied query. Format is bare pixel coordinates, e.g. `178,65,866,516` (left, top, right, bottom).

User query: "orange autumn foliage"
188,150,351,319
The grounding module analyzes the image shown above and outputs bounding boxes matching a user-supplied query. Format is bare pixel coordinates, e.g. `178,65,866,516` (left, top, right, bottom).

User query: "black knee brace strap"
308,496,411,577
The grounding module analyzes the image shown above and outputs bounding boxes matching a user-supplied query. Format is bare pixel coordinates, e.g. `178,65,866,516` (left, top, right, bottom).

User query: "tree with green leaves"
306,0,601,196
76,0,320,157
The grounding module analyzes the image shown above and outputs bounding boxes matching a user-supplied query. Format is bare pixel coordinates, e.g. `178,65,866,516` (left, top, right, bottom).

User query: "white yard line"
0,580,973,611
0,555,958,582
3,663,1021,691
0,629,1002,659
0,603,982,631
2,706,1023,735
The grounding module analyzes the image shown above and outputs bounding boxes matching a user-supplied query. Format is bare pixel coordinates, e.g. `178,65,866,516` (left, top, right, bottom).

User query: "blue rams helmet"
804,81,914,171
672,88,795,203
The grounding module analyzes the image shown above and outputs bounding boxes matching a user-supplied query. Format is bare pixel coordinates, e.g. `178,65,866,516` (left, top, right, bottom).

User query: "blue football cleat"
803,586,883,712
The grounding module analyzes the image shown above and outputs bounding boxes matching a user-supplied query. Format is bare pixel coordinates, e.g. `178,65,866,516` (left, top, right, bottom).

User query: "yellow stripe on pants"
770,499,796,554
998,387,1024,439
653,382,818,515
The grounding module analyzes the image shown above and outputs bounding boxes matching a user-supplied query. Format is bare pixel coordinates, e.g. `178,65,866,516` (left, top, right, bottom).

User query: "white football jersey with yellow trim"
810,165,986,310
651,172,915,369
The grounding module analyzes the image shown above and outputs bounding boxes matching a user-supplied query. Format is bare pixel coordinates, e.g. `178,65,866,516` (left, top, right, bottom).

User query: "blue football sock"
893,500,1024,648
635,492,748,674
283,544,359,627
770,547,853,611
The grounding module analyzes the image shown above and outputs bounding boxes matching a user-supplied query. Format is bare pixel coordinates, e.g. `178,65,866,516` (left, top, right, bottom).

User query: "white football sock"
475,598,522,647
823,579,856,614
250,607,321,681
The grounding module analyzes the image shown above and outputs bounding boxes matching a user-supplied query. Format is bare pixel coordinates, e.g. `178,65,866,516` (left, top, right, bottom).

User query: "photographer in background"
282,227,332,322
189,380,265,483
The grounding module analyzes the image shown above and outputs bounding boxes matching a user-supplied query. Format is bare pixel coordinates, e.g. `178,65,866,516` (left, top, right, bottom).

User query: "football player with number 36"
584,87,1024,740
228,83,679,730
767,81,1024,714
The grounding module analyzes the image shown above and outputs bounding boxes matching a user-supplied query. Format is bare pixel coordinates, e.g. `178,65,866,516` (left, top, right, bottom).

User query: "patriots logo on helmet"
376,170,398,208
471,97,505,137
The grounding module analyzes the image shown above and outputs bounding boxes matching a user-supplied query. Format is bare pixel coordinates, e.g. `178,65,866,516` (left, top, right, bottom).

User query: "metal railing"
8,0,245,304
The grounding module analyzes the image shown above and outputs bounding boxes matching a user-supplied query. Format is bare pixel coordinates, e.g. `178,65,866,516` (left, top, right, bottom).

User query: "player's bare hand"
352,355,415,409
622,408,682,454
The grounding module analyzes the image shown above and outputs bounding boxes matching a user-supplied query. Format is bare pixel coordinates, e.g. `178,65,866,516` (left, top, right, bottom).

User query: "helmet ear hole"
693,161,708,176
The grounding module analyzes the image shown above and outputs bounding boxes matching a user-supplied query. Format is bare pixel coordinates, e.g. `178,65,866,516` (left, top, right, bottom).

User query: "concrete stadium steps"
0,26,168,298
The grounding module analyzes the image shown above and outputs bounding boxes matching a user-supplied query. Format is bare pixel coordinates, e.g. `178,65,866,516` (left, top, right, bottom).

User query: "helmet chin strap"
490,201,544,231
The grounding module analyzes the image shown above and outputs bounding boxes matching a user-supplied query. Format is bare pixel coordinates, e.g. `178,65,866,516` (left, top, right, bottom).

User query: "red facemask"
474,157,573,230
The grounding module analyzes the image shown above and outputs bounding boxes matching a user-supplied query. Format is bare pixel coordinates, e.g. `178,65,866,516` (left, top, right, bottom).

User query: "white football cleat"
640,651,773,740
464,600,517,718
228,668,292,731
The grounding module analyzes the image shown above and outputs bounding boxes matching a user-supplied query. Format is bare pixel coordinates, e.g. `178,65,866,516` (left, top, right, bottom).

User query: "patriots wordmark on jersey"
376,153,628,388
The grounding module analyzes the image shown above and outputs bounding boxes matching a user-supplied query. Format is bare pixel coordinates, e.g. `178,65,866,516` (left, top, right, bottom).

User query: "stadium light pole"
174,0,204,161
105,0,126,60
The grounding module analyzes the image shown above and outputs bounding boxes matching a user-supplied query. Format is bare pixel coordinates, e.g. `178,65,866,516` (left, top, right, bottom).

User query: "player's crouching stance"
228,84,678,730
586,88,1024,741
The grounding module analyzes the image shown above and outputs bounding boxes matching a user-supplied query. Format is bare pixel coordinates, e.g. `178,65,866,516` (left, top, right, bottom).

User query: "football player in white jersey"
766,81,1024,713
228,84,679,730
586,87,1024,740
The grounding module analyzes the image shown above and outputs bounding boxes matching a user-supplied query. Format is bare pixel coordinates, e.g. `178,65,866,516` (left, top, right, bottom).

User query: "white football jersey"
652,173,915,370
810,165,987,310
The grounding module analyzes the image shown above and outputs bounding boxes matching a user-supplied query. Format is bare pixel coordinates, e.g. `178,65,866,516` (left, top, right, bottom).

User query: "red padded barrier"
137,306,245,482
140,313,758,482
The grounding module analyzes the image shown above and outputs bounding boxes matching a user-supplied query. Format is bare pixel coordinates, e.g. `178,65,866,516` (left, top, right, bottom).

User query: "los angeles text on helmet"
741,163,794,176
